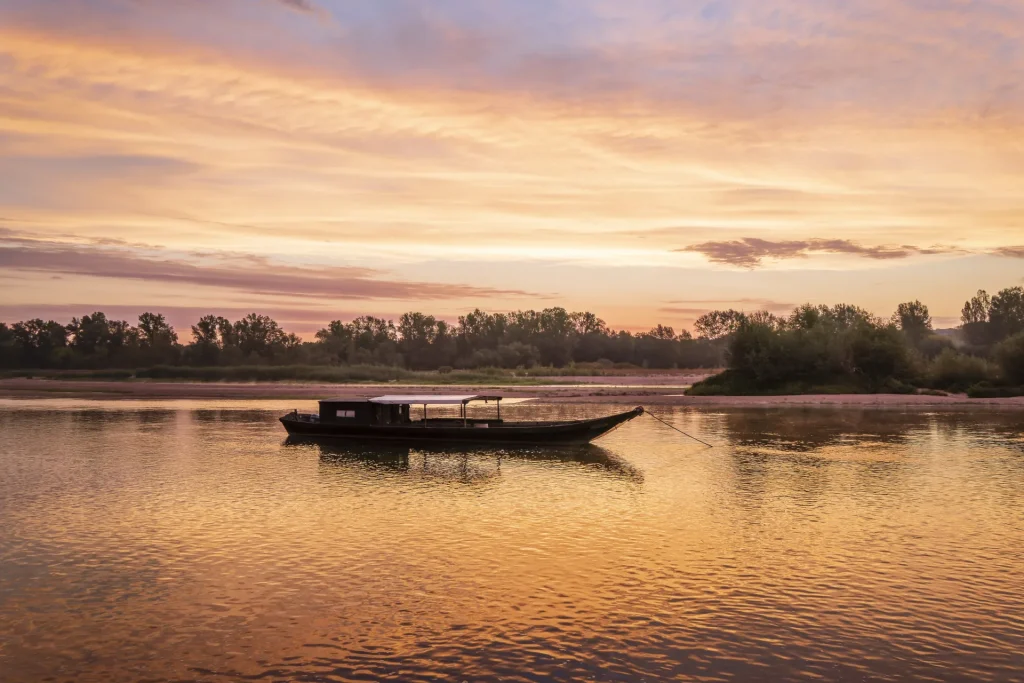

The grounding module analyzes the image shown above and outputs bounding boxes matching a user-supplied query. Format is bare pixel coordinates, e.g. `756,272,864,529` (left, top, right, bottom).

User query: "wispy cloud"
0,1,1022,324
275,0,317,13
993,246,1024,258
679,238,964,268
661,297,796,313
0,239,539,301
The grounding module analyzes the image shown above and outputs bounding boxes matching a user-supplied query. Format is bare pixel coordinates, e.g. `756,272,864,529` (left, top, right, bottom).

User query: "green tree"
11,319,68,367
67,312,111,355
138,312,178,348
988,287,1024,341
315,320,355,364
892,300,932,344
189,315,231,364
0,322,15,367
961,290,990,325
234,313,286,359
994,332,1024,385
694,309,746,340
960,290,992,346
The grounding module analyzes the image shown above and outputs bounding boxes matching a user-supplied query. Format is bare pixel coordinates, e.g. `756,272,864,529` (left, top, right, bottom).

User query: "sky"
1,0,1023,336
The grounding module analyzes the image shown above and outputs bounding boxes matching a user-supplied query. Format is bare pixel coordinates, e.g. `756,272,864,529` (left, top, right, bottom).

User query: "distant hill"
935,328,962,341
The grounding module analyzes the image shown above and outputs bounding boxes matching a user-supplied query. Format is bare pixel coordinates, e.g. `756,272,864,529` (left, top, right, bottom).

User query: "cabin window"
336,410,356,418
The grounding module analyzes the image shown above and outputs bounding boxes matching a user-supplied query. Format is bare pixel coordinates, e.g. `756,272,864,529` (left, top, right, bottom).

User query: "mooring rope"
644,410,714,448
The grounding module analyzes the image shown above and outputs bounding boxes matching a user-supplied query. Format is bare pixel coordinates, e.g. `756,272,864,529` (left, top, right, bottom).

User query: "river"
1,399,1022,681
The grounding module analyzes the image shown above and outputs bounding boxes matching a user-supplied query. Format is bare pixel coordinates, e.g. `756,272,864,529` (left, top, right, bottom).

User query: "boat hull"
280,407,643,445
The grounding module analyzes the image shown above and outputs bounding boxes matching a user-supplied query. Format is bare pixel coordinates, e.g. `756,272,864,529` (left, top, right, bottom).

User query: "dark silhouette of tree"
138,312,178,348
694,309,746,339
234,313,287,359
988,287,1024,341
961,290,990,325
892,300,932,344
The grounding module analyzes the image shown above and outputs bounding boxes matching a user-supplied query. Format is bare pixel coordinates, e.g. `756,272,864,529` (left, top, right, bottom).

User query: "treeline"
0,309,722,372
690,287,1024,396
7,290,1024,394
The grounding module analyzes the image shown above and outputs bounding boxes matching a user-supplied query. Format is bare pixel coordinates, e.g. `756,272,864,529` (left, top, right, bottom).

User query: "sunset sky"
2,0,1023,336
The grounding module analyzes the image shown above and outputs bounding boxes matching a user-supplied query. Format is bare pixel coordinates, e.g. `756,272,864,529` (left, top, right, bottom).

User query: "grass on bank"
0,363,706,385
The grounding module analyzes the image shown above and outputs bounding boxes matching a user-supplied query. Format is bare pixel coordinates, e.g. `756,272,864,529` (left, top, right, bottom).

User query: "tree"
961,290,990,325
570,311,607,336
995,332,1024,384
234,313,286,359
646,325,676,340
961,290,993,346
398,312,447,370
746,310,780,329
788,303,874,331
694,309,746,340
988,287,1024,341
0,322,15,367
892,300,932,344
67,312,111,355
457,309,508,354
138,312,178,348
535,307,576,366
11,319,68,367
107,319,139,351
189,315,231,364
315,320,355,364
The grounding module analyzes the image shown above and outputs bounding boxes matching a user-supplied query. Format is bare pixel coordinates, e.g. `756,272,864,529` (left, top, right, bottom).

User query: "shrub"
927,349,996,392
994,332,1024,385
967,383,1024,398
849,324,914,387
917,333,956,360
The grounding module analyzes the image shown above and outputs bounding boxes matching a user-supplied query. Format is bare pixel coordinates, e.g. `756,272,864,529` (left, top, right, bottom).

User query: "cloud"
0,1,1022,323
275,0,317,12
0,240,539,301
662,297,796,313
993,246,1024,258
679,238,963,268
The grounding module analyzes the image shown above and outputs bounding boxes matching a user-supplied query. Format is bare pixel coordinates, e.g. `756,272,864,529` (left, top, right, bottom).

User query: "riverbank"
3,377,1024,408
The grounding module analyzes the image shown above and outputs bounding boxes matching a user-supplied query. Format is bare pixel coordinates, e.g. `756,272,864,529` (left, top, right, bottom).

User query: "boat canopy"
367,394,501,405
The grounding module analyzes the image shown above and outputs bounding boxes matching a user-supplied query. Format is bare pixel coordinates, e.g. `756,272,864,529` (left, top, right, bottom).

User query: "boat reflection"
283,436,644,484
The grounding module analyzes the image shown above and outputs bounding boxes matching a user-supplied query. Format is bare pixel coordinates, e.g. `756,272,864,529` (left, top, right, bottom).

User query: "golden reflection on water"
0,400,1022,682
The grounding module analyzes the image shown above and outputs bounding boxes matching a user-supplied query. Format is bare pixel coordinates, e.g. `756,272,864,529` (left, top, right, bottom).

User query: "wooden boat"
280,395,643,445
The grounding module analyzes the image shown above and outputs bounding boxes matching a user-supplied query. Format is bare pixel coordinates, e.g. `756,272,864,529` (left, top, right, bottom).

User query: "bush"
916,333,956,360
927,348,996,392
849,325,915,387
966,383,1024,398
994,333,1024,385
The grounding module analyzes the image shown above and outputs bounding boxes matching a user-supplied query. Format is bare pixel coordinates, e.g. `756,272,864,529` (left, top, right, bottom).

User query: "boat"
280,395,643,445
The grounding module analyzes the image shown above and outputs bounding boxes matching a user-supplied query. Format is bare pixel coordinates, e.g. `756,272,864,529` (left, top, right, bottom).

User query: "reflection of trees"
65,408,177,430
714,409,926,453
929,412,1024,447
705,408,1024,516
191,409,276,426
709,409,925,515
714,408,1024,455
285,437,643,485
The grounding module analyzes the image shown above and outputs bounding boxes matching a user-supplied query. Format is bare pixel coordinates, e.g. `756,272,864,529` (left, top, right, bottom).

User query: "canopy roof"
368,394,501,405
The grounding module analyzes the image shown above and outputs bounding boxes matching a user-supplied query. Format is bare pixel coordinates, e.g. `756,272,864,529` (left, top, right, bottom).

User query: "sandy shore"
2,377,1023,408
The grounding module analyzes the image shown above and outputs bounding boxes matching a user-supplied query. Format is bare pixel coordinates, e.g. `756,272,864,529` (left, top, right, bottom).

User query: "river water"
0,399,1022,682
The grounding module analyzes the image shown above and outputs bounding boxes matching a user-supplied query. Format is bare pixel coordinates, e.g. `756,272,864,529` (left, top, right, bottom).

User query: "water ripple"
0,402,1022,681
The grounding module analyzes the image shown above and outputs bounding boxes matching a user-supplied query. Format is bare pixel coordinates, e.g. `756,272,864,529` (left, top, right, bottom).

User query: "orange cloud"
1,1,1023,329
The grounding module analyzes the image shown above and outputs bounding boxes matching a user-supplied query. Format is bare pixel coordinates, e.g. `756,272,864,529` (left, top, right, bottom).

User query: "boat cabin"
317,395,503,427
